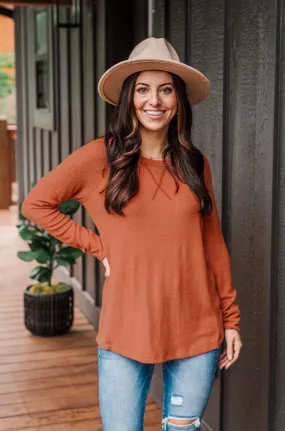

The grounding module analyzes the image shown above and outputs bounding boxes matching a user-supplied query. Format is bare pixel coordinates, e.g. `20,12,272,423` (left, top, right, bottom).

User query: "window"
28,7,55,131
35,9,49,110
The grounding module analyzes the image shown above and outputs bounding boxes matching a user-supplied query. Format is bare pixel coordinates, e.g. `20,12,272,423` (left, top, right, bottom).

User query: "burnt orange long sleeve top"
21,137,240,363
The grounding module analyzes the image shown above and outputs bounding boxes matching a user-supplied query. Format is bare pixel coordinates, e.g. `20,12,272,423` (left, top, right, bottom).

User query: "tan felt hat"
98,37,210,106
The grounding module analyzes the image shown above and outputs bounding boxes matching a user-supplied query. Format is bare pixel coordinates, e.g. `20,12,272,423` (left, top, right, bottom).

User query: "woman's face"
133,70,177,132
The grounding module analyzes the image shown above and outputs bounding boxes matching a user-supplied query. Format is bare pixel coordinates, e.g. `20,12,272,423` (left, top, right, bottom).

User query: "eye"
136,87,148,94
161,86,173,94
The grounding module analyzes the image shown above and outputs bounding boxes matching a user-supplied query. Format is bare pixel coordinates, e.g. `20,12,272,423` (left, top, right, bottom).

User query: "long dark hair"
102,71,212,217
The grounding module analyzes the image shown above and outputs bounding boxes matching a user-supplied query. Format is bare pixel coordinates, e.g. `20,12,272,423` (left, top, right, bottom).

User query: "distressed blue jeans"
98,344,222,430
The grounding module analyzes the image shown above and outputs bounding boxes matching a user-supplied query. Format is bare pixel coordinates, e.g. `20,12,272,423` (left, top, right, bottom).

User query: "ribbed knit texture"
22,136,240,363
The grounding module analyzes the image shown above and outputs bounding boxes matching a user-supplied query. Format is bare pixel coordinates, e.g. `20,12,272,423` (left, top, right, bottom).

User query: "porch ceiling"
0,0,71,5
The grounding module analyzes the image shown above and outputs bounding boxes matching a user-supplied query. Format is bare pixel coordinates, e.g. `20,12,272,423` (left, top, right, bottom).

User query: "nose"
149,90,161,107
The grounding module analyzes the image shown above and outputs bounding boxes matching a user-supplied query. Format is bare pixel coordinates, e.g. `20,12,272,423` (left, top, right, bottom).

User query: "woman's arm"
21,140,106,262
203,155,240,331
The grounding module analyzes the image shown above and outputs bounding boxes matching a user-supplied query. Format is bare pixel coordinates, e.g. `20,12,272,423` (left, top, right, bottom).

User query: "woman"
22,37,242,430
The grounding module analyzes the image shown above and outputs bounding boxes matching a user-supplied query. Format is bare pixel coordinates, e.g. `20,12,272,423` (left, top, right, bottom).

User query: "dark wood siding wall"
15,0,285,429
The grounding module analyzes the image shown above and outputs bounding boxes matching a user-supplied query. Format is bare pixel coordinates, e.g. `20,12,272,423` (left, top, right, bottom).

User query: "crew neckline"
140,154,169,166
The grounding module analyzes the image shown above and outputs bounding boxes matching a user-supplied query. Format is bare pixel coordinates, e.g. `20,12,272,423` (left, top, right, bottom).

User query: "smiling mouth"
143,110,167,119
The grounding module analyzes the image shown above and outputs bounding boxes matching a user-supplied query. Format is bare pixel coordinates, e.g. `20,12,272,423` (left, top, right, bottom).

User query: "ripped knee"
162,415,201,429
168,417,199,426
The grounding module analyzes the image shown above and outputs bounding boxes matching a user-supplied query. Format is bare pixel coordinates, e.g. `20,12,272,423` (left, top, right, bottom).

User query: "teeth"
145,110,165,116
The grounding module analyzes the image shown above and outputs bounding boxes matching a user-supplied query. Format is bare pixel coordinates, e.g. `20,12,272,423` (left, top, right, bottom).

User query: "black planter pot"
24,285,74,336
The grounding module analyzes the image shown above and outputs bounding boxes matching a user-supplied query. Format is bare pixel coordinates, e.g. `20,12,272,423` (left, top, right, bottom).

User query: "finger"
219,351,228,360
221,359,235,370
219,356,229,366
225,351,241,369
104,263,111,277
219,353,229,363
227,340,234,361
225,358,237,369
219,354,228,366
219,361,229,370
232,343,242,360
219,358,229,369
234,343,243,353
219,350,240,369
219,357,227,366
232,349,241,361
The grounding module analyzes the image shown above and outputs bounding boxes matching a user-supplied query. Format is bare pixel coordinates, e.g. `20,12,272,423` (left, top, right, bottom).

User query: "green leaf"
18,213,27,221
29,266,51,282
17,251,36,262
58,199,80,216
55,257,76,267
18,225,38,240
18,203,27,221
43,231,62,245
29,238,50,251
57,246,84,259
51,237,62,245
33,248,51,264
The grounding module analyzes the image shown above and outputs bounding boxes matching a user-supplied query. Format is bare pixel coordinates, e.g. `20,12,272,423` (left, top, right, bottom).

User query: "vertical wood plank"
70,13,83,287
51,131,59,169
83,0,96,300
153,0,166,38
133,0,148,44
94,0,106,138
167,0,186,61
271,0,285,429
26,7,35,188
14,7,28,202
59,7,69,161
35,129,42,182
222,0,276,429
42,130,50,175
93,0,107,307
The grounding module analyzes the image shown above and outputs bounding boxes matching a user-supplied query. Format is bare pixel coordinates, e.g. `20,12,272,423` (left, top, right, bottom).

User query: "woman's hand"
102,256,111,277
219,329,242,370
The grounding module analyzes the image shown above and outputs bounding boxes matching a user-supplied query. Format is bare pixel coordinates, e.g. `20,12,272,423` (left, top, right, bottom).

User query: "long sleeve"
21,140,106,262
203,156,240,331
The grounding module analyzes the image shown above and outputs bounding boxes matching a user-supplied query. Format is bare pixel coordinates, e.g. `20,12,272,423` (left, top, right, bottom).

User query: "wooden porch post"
0,117,12,209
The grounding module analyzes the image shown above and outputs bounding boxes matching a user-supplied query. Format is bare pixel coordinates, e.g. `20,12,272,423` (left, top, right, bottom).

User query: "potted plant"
17,192,84,336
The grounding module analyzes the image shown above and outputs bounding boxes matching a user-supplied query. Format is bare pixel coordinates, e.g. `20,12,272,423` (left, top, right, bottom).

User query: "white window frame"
27,6,55,131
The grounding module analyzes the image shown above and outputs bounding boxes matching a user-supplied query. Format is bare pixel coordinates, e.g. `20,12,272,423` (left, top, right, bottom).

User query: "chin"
140,121,168,132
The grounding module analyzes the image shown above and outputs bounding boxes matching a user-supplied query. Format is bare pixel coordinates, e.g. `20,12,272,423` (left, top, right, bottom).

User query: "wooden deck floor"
0,207,162,430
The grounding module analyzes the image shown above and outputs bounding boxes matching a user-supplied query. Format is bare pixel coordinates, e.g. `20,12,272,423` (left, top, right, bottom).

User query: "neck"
140,127,168,159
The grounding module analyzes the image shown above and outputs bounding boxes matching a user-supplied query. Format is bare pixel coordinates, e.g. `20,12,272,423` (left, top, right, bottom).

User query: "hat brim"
98,58,210,106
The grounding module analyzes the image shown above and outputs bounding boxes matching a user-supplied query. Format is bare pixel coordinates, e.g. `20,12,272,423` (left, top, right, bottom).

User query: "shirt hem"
96,333,225,364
